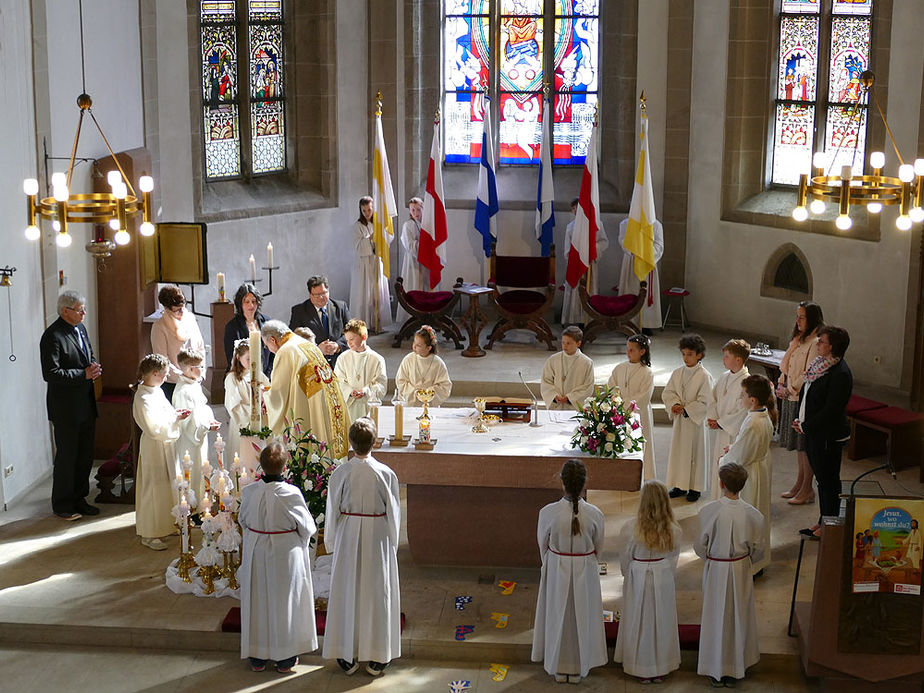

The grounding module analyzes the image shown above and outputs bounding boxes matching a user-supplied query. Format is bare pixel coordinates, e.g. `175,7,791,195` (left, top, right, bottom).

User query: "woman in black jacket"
223,283,274,378
794,326,852,538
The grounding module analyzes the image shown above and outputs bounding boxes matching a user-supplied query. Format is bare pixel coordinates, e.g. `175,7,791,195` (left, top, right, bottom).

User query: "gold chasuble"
265,333,351,458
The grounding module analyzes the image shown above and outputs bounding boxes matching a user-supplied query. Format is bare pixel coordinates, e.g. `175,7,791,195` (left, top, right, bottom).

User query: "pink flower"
614,414,625,425
629,400,638,412
631,420,640,430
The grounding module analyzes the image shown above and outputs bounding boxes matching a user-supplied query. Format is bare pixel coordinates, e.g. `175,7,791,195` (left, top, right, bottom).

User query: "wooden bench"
850,402,924,476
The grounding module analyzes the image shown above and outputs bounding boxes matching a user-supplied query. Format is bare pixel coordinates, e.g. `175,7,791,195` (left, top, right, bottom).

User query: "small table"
454,283,494,357
748,348,786,383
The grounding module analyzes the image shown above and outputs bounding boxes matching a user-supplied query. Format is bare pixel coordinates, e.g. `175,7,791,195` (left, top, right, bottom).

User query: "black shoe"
710,677,724,688
722,676,737,688
190,513,203,527
366,661,388,677
55,511,81,521
668,487,686,499
686,490,701,502
337,658,359,675
799,527,820,539
75,501,100,516
752,569,764,580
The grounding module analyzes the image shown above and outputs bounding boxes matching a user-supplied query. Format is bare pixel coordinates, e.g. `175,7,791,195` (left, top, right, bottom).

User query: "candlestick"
267,242,274,268
216,272,225,301
249,254,256,281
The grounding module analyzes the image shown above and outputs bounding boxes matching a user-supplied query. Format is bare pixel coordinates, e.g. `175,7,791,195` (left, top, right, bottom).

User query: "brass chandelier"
792,71,923,232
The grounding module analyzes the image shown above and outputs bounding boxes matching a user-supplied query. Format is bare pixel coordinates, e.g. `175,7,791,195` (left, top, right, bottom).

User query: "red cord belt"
247,528,296,534
342,512,385,517
632,555,664,562
549,548,596,556
707,553,750,562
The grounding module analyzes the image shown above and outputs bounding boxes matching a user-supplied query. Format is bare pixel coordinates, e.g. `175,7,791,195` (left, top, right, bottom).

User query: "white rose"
315,513,325,525
596,423,605,432
306,480,314,491
606,432,615,442
309,453,320,465
600,402,611,413
604,442,613,452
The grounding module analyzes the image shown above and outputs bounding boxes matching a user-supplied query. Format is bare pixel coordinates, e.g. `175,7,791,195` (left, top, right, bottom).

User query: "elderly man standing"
288,276,351,368
39,290,102,520
261,320,350,458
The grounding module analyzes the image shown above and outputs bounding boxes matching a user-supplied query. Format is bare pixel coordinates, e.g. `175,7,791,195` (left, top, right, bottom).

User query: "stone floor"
0,327,919,691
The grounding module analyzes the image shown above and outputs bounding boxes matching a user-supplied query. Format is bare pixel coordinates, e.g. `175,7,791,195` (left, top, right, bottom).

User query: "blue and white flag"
474,101,498,257
535,96,555,256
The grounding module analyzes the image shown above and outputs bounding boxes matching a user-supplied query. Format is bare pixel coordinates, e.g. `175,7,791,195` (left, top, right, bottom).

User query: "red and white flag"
419,117,448,290
565,122,604,288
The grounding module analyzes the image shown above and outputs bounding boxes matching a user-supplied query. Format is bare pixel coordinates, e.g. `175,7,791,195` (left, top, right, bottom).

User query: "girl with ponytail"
531,460,607,684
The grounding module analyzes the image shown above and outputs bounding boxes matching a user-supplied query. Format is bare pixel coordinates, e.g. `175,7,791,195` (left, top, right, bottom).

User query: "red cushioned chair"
577,278,648,346
485,243,557,351
94,390,137,503
852,406,924,472
392,276,465,349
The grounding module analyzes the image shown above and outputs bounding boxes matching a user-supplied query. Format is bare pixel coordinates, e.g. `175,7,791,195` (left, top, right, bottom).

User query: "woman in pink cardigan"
150,285,205,401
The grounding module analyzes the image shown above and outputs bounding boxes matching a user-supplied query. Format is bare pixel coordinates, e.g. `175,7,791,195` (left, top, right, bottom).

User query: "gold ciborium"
472,397,488,433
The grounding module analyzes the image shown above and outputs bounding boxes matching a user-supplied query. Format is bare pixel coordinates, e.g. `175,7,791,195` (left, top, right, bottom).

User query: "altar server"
531,459,607,684
323,418,401,677
396,197,428,324
224,340,270,470
133,354,191,550
541,326,595,411
607,334,656,480
334,319,387,421
349,196,391,332
394,325,452,406
718,375,776,575
172,348,220,505
662,333,713,502
614,480,682,683
695,463,765,687
239,442,317,673
561,198,609,326
706,339,751,500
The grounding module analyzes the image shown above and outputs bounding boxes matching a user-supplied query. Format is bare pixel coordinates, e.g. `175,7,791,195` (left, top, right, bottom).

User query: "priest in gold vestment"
261,320,350,458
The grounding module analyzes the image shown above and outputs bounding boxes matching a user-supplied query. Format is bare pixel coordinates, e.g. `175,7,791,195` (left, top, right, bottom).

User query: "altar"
373,406,643,567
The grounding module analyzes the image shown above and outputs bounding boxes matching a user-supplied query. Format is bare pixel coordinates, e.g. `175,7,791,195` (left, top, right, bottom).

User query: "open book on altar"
483,397,533,422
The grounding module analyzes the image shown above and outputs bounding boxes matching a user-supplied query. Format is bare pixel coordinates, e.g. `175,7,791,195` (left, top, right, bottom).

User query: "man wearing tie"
288,275,351,367
39,290,102,520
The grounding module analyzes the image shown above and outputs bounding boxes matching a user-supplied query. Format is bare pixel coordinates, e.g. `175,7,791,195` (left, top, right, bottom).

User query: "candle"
249,330,262,428
267,242,274,267
179,498,190,553
395,402,404,438
232,453,241,473
216,272,225,301
419,417,431,443
203,459,212,497
249,254,256,281
370,404,379,430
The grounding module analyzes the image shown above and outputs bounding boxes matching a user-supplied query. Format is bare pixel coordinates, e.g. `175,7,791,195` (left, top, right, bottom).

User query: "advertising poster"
852,497,923,595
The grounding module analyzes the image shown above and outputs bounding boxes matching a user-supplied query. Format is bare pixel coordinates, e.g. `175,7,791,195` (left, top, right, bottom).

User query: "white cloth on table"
531,498,607,678
662,362,714,492
239,480,317,661
172,375,215,503
348,220,392,331
540,350,595,411
394,352,452,406
334,347,387,421
322,455,401,664
133,384,181,538
561,219,609,326
613,521,682,678
608,361,656,480
617,218,663,329
694,497,765,680
706,367,749,499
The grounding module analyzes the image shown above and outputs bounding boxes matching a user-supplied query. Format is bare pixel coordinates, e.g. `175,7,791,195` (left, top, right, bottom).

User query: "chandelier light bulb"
24,224,40,241
52,220,61,232
915,159,924,177
139,221,155,236
792,206,809,222
809,199,826,215
55,231,73,248
896,215,913,231
812,151,826,169
899,164,915,183
870,151,885,169
835,214,852,231
867,202,883,214
113,182,127,200
23,178,39,196
51,172,67,188
139,176,154,193
107,170,122,188
109,218,121,230
114,229,131,246
910,207,924,223
53,185,69,202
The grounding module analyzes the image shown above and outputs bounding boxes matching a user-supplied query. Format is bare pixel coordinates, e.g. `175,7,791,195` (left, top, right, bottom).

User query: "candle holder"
221,551,240,590
388,434,412,446
260,265,280,296
176,550,196,583
198,563,220,594
472,397,488,434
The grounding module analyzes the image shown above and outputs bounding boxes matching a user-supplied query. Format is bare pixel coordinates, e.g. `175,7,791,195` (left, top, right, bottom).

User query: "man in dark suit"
39,290,102,520
288,275,351,367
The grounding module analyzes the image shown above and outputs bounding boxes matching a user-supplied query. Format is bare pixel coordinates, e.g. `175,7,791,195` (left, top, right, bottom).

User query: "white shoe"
554,674,568,683
568,675,582,684
141,537,167,551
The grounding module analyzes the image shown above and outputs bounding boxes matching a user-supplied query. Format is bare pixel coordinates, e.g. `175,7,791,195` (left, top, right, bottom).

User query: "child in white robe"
695,463,765,686
224,340,270,472
334,319,387,421
394,325,452,405
607,334,655,479
172,348,220,507
239,441,317,673
349,195,391,333
706,339,751,499
133,354,191,550
718,375,776,575
561,198,608,326
614,480,682,683
396,197,428,323
532,459,607,684
662,333,714,502
541,326,595,411
323,418,401,677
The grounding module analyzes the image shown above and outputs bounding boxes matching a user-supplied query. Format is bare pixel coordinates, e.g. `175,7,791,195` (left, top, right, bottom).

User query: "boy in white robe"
239,442,317,673
172,348,220,508
561,198,609,326
334,319,387,421
719,375,776,575
133,354,191,550
695,463,765,686
662,333,713,502
394,325,452,405
323,418,401,677
532,459,607,684
396,197,428,323
706,339,750,500
607,334,656,479
541,326,595,411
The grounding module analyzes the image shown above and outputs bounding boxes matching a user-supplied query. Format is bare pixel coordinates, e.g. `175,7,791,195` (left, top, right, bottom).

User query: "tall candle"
248,330,262,428
395,403,403,438
249,254,256,281
370,404,379,430
216,272,225,300
267,242,274,267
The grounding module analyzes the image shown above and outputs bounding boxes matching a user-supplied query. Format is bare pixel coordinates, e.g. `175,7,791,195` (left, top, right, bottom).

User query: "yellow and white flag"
373,104,397,278
623,107,657,282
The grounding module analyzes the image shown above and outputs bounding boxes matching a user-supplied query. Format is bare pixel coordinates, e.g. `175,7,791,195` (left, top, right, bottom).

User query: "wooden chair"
485,243,557,351
577,277,648,346
94,389,138,504
392,276,465,349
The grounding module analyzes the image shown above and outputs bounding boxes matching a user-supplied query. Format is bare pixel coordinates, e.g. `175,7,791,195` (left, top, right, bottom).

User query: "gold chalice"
416,388,436,420
472,397,488,433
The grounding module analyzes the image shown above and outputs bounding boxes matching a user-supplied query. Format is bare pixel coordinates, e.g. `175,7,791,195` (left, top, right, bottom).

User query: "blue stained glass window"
201,2,241,179
248,1,286,174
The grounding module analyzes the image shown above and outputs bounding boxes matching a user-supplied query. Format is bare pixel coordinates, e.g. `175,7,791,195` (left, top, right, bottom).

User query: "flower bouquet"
279,418,338,530
570,386,645,459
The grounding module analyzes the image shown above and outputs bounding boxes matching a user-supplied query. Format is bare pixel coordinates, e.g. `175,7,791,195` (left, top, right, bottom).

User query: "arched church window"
443,0,599,167
771,0,872,186
200,0,286,181
760,243,813,301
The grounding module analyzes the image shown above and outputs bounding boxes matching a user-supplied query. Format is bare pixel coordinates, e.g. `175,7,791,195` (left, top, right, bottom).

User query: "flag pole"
637,91,646,333
373,90,383,333
586,104,599,296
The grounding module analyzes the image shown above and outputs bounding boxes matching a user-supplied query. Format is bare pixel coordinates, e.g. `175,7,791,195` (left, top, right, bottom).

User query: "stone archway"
760,243,813,302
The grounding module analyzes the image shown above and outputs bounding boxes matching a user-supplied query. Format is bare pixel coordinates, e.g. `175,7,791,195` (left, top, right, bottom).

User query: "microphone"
519,370,542,427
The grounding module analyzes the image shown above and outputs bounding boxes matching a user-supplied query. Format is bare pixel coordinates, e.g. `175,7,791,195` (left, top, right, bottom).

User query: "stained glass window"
771,1,872,185
442,0,599,166
200,0,287,180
